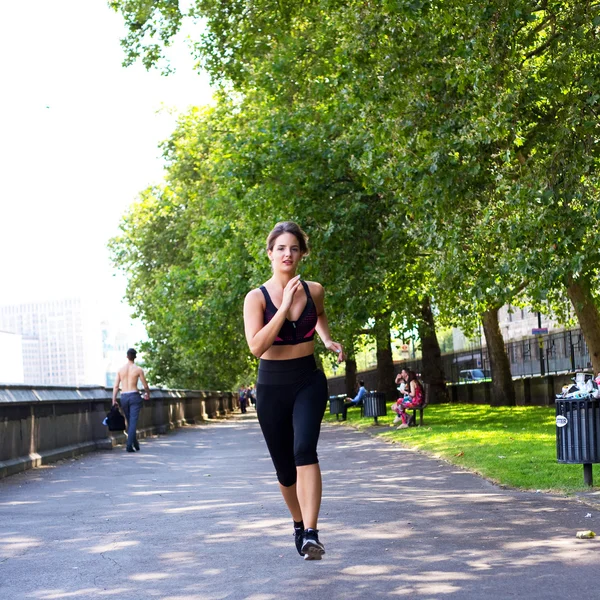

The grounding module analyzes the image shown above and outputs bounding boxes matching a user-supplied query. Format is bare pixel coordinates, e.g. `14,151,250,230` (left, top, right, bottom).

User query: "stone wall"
0,385,235,479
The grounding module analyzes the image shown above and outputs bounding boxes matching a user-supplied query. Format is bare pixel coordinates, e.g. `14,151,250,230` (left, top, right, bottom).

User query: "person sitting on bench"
392,369,423,429
342,380,367,420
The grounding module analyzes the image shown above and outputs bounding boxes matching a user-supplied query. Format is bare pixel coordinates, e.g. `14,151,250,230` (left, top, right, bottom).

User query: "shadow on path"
0,414,598,599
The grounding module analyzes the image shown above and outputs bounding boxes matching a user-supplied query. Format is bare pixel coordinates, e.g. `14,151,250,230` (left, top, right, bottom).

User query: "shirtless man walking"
112,348,150,453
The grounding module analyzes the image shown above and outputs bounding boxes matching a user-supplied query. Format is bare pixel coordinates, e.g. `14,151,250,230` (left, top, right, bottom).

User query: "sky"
0,0,212,327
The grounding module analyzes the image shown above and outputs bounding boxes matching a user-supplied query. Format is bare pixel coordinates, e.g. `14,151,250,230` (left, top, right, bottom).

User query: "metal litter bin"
556,396,600,486
363,392,387,423
329,396,346,420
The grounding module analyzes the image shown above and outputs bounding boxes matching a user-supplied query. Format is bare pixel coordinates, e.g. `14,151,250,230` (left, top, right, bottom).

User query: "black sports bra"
260,281,318,345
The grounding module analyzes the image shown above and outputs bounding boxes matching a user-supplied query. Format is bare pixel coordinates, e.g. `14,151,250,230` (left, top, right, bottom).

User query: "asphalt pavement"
1,410,598,600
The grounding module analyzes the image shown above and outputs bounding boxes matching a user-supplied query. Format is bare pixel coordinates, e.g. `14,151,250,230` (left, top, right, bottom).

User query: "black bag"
105,404,126,431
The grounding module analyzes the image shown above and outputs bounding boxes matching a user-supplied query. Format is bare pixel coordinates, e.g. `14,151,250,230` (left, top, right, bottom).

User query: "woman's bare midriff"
260,340,315,361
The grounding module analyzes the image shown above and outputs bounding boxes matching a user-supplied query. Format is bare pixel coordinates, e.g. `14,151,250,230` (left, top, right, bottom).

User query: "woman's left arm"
408,380,417,398
311,282,345,363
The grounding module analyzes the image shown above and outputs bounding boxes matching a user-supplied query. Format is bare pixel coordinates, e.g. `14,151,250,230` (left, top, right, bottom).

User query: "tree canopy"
110,0,600,390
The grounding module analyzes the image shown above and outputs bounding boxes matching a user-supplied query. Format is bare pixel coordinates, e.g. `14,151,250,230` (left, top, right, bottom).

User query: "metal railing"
395,328,592,384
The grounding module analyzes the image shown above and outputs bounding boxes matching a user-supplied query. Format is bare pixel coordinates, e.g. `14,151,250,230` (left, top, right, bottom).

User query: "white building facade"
497,305,562,342
0,330,25,383
0,298,105,386
452,305,564,353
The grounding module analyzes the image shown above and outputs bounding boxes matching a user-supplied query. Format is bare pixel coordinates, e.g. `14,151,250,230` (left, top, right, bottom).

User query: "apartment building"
0,330,24,383
0,298,104,386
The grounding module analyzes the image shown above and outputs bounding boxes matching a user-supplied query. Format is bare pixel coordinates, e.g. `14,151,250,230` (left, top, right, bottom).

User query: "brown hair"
405,370,421,388
266,221,309,255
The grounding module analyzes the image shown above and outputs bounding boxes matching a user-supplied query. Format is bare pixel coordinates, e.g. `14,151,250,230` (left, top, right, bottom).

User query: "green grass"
324,403,594,492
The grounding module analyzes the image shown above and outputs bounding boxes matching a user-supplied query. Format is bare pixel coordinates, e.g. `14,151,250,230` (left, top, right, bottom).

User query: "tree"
111,1,600,393
111,89,412,387
339,1,600,392
111,105,257,389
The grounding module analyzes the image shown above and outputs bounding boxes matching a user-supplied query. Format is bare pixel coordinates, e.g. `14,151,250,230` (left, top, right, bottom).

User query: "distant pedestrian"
112,348,150,452
243,221,344,560
240,386,248,414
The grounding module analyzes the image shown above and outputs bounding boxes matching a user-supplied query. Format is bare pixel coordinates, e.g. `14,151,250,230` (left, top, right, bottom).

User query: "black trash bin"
329,396,346,421
363,392,387,423
556,396,600,486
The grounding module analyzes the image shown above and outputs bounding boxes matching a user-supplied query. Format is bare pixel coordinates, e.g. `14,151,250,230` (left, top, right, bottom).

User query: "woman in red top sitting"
392,369,423,429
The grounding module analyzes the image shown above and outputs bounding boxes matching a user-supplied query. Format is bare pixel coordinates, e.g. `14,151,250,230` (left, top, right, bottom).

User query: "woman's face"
268,232,303,274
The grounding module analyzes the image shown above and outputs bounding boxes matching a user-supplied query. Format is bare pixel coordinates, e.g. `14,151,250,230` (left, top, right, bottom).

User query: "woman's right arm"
243,277,301,357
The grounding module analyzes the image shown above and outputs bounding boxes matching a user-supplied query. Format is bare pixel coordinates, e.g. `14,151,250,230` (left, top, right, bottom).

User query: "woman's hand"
280,275,302,313
325,340,345,363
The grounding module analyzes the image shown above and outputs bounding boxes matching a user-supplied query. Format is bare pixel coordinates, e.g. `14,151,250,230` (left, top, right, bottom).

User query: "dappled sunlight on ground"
29,588,123,599
1,418,599,599
129,572,170,581
88,540,140,554
0,535,43,558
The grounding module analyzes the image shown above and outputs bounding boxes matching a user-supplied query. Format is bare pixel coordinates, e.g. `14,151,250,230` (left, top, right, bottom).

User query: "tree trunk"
566,274,600,374
374,316,397,401
417,297,450,404
481,307,515,406
345,355,357,398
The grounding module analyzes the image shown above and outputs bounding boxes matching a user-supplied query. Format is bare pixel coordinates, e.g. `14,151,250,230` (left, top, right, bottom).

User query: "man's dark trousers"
121,392,143,449
342,400,361,420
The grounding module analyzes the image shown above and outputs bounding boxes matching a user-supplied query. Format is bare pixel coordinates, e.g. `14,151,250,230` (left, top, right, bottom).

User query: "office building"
0,330,25,383
0,298,105,386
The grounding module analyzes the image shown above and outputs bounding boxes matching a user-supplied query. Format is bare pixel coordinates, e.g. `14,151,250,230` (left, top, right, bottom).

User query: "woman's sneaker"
301,529,325,560
393,415,402,424
294,526,305,556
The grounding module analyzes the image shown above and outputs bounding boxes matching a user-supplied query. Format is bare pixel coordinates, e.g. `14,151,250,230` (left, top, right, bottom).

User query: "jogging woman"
243,221,344,560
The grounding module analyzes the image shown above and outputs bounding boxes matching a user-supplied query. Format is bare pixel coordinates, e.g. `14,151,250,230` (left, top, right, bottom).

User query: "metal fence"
396,328,592,384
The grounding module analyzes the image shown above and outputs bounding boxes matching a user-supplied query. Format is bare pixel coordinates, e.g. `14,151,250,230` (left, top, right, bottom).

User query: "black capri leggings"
256,355,329,487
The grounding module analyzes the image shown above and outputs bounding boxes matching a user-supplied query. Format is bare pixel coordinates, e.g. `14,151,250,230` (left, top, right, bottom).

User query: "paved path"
1,412,598,600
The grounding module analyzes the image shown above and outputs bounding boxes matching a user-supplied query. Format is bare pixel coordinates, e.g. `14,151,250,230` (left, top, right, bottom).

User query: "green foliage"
110,0,600,386
109,0,183,72
111,105,257,389
436,328,455,355
111,94,419,387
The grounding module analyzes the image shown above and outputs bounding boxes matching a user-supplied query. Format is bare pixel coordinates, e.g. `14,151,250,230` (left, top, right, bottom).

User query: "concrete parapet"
0,384,233,479
205,391,220,419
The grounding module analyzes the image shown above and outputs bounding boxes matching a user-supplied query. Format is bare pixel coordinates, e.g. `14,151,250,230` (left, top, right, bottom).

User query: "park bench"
330,384,430,425
407,383,430,427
